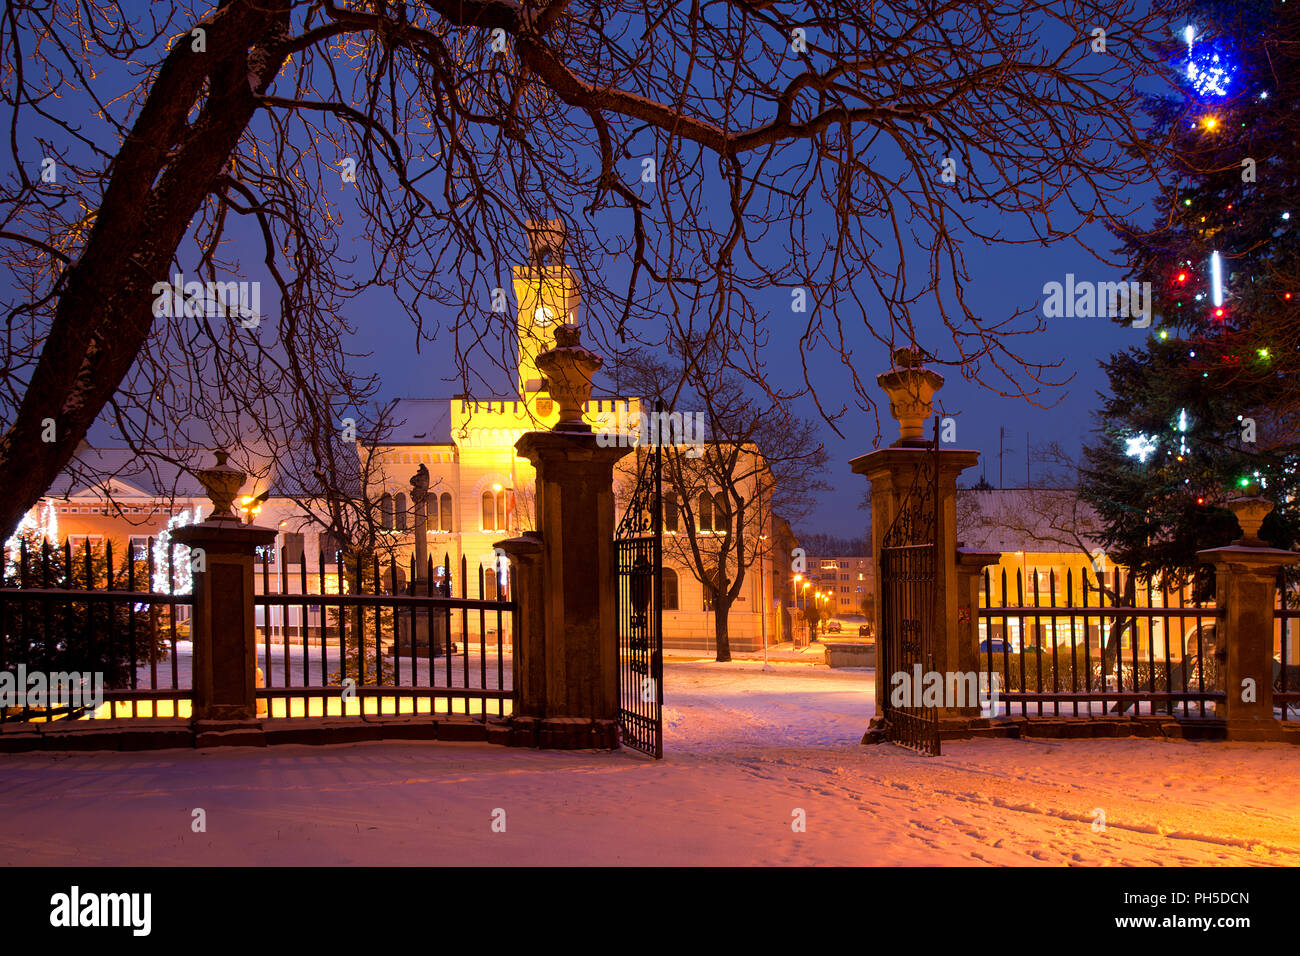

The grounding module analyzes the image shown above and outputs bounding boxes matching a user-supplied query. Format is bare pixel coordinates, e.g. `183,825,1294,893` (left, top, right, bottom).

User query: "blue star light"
1185,39,1238,99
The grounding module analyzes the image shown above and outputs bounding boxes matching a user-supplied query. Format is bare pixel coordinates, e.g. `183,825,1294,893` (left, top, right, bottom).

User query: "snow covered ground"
1,658,1299,866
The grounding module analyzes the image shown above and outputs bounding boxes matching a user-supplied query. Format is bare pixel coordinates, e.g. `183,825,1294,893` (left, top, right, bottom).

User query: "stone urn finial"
1227,483,1273,546
196,450,247,520
877,347,945,445
535,323,602,432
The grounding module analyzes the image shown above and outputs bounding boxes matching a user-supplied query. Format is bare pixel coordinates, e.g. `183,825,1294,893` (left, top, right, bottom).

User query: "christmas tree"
1081,0,1300,588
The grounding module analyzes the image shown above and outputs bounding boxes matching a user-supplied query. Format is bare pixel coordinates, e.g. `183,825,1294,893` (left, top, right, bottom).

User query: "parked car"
858,624,872,638
979,640,1043,655
826,620,842,633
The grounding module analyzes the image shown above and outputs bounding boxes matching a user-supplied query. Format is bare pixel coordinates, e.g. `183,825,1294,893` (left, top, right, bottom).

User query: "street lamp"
239,491,268,526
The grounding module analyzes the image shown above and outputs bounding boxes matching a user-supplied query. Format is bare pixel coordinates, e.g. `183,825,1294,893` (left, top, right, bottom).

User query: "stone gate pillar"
850,349,981,727
173,452,275,731
1197,490,1299,742
498,324,631,749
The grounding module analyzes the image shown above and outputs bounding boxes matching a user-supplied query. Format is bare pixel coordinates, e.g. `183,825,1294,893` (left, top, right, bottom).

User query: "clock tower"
512,219,581,398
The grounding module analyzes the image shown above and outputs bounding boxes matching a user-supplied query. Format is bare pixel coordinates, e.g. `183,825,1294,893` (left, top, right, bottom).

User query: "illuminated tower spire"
512,219,581,397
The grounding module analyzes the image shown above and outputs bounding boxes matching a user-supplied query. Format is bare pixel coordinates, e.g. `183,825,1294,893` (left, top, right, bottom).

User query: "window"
698,494,714,532
663,569,679,611
283,532,305,564
395,492,408,531
664,494,679,533
129,537,149,561
320,530,347,563
713,493,729,534
67,535,103,555
439,492,453,532
380,493,394,530
482,560,508,601
482,488,512,531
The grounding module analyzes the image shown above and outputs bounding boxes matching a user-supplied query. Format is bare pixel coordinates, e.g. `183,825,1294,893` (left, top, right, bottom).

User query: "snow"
2,658,1299,865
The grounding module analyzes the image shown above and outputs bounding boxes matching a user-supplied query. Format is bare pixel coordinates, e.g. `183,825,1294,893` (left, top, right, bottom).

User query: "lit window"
481,488,511,532
663,569,679,611
439,492,453,532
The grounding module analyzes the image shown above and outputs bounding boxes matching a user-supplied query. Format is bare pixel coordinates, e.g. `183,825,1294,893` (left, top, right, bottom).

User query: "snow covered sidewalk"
0,659,1297,866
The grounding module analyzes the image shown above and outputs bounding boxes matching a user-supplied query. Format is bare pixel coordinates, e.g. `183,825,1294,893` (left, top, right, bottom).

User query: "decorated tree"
1082,0,1300,587
2,507,170,715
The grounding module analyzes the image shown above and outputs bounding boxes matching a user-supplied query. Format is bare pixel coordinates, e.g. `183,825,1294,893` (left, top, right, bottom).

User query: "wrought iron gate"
879,417,941,756
614,401,664,758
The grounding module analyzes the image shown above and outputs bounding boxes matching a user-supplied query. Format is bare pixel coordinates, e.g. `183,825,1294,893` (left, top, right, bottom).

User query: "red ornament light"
1214,308,1225,318
1176,272,1188,282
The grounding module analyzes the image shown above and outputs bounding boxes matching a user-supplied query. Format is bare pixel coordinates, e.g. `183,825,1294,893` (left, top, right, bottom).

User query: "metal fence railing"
0,538,514,725
0,538,191,723
252,550,514,721
979,566,1225,719
1276,577,1300,721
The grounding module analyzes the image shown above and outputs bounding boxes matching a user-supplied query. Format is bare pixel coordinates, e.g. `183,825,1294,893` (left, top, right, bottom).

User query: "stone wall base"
862,714,1300,745
501,716,620,750
0,715,515,754
0,714,626,753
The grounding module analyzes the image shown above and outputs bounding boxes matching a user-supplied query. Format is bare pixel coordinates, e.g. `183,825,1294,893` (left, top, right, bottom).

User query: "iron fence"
252,550,514,721
0,537,191,723
1276,576,1300,721
0,538,515,726
979,566,1226,719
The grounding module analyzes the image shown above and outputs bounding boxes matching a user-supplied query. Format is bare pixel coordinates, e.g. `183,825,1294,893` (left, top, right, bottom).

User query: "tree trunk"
0,1,293,538
714,600,732,663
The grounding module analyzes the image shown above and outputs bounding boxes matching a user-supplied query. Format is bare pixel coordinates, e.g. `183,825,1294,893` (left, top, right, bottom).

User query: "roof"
386,399,453,444
957,488,1104,555
46,437,364,502
46,448,206,499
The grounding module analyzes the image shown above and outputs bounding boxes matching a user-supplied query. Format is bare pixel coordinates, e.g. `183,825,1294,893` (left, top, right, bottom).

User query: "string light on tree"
3,500,57,577
1124,434,1159,463
1183,27,1238,99
153,509,196,595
